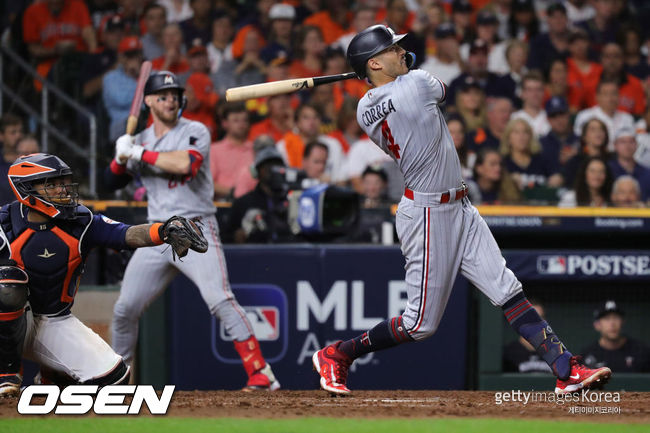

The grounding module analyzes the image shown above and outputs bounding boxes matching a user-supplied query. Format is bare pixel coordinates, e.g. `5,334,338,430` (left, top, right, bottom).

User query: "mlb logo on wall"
537,255,567,275
220,306,280,341
212,285,288,363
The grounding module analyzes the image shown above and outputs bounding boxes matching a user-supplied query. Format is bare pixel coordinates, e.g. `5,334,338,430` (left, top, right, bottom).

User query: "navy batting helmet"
8,153,79,220
144,71,185,96
347,25,414,79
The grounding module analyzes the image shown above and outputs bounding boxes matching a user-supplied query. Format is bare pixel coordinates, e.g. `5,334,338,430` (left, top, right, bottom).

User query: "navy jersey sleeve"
85,214,131,251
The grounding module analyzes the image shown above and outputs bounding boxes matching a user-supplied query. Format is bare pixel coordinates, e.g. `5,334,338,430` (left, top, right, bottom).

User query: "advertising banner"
167,245,469,390
483,215,650,234
504,250,650,281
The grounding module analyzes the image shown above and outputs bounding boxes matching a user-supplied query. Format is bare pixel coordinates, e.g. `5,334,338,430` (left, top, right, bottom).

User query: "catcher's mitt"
161,216,209,260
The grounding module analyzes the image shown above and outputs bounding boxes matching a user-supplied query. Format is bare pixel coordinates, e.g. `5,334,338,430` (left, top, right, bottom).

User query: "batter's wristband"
149,223,164,245
110,159,127,174
142,150,159,165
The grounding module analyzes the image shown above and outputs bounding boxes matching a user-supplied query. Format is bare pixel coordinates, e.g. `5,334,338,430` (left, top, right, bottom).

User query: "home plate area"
1,390,648,420
163,390,649,420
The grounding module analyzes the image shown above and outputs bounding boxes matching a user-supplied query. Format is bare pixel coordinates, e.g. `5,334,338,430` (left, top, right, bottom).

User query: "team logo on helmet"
144,71,184,95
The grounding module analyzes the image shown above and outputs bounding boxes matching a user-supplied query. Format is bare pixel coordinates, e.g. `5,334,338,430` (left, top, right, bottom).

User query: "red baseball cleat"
242,364,281,391
312,341,352,395
555,356,612,394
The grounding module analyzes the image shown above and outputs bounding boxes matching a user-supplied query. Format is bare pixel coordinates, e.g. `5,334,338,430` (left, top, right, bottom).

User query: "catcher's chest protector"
0,202,92,315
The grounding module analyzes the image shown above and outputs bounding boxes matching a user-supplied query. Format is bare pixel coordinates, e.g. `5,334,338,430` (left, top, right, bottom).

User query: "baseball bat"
225,72,358,102
125,61,153,135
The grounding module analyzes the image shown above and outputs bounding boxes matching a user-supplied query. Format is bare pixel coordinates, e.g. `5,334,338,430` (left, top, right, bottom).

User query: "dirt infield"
2,390,649,421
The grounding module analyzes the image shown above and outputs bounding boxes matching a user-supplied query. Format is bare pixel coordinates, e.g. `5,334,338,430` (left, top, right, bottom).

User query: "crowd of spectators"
1,0,650,209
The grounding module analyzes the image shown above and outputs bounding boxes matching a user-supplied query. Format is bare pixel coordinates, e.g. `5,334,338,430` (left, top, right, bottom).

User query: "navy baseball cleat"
312,341,352,395
554,356,612,394
0,373,21,398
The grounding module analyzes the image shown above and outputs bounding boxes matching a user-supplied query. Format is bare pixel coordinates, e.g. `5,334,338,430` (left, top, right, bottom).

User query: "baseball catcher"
0,153,204,396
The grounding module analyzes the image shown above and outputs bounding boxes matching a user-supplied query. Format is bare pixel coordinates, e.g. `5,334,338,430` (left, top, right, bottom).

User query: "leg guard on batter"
0,266,28,375
503,293,572,379
233,336,266,377
339,316,414,361
233,336,280,391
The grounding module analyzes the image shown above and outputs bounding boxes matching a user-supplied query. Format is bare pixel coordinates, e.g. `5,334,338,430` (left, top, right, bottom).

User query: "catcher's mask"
8,153,79,220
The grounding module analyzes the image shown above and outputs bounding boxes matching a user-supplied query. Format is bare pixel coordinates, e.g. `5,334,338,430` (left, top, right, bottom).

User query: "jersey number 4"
381,119,400,159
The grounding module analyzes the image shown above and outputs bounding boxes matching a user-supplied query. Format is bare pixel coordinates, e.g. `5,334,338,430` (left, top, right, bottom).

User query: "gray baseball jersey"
114,117,255,366
357,69,521,340
357,69,463,193
129,117,216,221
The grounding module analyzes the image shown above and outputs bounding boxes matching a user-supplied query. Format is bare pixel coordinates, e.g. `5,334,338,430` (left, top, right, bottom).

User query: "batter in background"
104,71,279,391
313,25,611,396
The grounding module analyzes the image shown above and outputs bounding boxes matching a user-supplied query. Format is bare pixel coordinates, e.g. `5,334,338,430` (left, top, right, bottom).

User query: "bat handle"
125,115,138,136
312,72,358,86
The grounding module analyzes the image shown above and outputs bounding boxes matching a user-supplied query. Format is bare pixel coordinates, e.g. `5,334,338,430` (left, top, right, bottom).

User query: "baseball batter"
313,25,611,395
105,71,279,391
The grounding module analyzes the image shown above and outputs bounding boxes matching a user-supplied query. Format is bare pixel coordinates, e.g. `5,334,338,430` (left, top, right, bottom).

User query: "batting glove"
128,145,145,162
115,134,135,165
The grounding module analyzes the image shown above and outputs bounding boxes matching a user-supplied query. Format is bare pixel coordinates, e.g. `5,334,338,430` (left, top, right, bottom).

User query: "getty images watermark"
17,385,175,415
494,390,621,415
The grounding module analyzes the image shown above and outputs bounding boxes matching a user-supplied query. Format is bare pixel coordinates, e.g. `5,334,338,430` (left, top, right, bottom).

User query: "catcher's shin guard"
0,314,26,376
0,266,29,376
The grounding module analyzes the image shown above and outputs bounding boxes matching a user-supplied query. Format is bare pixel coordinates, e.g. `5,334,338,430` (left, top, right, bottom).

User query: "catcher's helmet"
144,71,185,96
347,25,414,79
8,153,79,220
